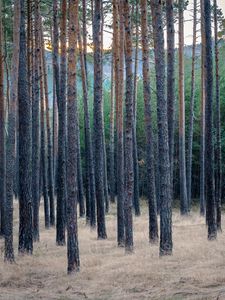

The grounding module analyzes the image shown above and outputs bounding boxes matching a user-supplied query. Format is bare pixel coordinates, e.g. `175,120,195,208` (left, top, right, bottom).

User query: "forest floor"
1,202,225,300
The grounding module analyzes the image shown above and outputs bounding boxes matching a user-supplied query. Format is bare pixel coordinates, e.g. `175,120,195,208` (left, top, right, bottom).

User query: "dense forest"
0,0,225,298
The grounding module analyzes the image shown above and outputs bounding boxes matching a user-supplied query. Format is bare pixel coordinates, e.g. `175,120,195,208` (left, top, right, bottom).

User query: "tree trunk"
56,0,67,246
178,0,188,215
0,0,5,238
166,0,175,193
113,0,125,246
151,0,172,256
132,1,140,216
123,0,134,253
186,0,197,211
93,0,107,239
32,0,41,242
200,0,205,216
40,18,55,227
213,0,222,232
78,25,96,227
5,0,20,262
67,0,80,274
140,0,158,243
204,0,217,240
109,51,115,203
18,0,33,254
77,125,85,218
52,0,60,196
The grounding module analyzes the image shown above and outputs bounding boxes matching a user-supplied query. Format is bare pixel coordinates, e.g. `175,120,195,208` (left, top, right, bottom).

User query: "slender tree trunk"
77,125,85,218
115,0,125,247
200,0,205,216
166,0,175,193
132,1,140,216
52,0,60,196
186,0,197,211
40,50,50,229
178,0,188,215
78,25,96,227
32,0,41,242
109,51,115,203
40,18,55,227
82,0,88,76
56,0,67,246
93,0,107,239
5,0,20,262
123,0,134,253
0,0,5,238
140,0,158,243
151,0,172,256
67,0,80,274
213,0,222,232
18,0,33,254
204,0,217,240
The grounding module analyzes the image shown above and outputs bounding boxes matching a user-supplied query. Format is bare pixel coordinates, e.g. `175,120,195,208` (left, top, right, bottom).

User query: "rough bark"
151,0,172,255
140,0,158,243
78,25,96,227
18,0,33,254
123,0,134,253
93,0,107,239
204,0,217,240
186,0,197,211
0,0,5,238
178,0,188,215
56,0,67,246
166,0,175,192
109,51,115,203
32,0,41,242
132,1,140,216
117,0,125,247
40,19,55,227
213,0,222,232
67,0,80,274
4,0,20,262
200,0,205,216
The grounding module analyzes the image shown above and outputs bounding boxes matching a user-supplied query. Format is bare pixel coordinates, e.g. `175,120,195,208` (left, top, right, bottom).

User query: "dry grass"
1,202,225,300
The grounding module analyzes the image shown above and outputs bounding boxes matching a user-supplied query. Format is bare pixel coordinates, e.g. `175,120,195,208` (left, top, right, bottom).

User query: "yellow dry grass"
1,202,225,300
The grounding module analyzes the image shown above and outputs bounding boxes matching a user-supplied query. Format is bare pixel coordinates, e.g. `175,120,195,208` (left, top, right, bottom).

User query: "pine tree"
67,0,80,274
123,0,134,253
140,0,158,243
18,0,33,254
151,0,172,255
204,0,217,240
93,0,107,239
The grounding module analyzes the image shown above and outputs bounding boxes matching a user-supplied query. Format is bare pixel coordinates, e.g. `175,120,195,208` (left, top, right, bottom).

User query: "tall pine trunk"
186,0,197,211
200,0,205,216
178,0,188,215
151,0,172,255
78,25,96,227
213,0,222,232
113,0,125,246
32,0,41,242
18,0,33,254
40,19,55,227
140,0,158,243
123,0,134,253
5,0,20,262
132,1,140,216
93,0,107,239
67,0,80,274
56,0,67,246
0,0,5,238
204,0,217,240
166,0,175,193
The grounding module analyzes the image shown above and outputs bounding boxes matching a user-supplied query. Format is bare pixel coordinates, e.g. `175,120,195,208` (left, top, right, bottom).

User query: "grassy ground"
1,201,225,300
